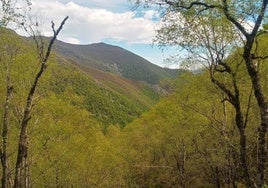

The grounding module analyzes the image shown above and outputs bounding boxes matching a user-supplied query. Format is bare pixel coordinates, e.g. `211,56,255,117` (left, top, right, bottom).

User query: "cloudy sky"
22,0,179,68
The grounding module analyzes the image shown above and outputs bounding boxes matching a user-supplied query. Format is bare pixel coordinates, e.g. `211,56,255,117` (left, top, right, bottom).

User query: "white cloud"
24,0,157,44
57,0,131,11
64,37,80,44
143,10,159,20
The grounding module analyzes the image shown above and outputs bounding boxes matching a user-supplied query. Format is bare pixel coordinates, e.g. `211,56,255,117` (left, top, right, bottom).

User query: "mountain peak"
89,42,125,51
55,40,181,84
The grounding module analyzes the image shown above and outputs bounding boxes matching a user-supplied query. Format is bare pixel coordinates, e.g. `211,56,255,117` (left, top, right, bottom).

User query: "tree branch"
13,16,68,188
221,0,249,38
43,16,69,63
164,0,217,9
210,71,235,105
252,54,268,60
251,0,268,37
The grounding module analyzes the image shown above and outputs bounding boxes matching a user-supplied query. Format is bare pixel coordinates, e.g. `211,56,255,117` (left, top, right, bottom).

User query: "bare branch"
13,16,68,188
43,16,68,63
222,0,249,37
210,69,235,105
164,0,218,9
251,54,268,60
51,21,56,34
251,0,268,37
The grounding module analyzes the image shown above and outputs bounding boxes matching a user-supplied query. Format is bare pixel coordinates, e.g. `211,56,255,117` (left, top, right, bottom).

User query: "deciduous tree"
135,0,268,187
12,16,68,188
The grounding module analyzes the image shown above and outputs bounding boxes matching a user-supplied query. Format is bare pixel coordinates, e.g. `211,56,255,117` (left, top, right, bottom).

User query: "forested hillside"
2,28,164,127
1,0,268,187
0,26,161,186
1,24,268,187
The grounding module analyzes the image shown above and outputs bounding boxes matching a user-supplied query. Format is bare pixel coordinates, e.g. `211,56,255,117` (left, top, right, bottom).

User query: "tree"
1,2,32,186
0,29,22,188
12,16,68,188
0,0,31,27
135,0,268,187
0,4,68,186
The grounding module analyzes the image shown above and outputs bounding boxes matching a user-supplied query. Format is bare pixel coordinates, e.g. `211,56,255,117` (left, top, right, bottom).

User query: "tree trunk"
13,87,34,188
243,38,267,187
211,70,253,187
257,106,268,186
237,124,251,187
1,78,13,188
13,16,68,188
234,99,253,188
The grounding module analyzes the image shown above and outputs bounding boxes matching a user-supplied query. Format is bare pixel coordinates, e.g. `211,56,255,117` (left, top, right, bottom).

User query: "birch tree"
135,0,268,187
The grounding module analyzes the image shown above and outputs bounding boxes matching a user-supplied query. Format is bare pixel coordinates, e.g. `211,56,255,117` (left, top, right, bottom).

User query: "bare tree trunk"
13,69,39,188
223,0,268,185
245,63,268,187
1,71,13,188
257,107,268,186
210,63,254,187
243,34,268,187
13,16,68,188
234,102,252,188
23,157,30,188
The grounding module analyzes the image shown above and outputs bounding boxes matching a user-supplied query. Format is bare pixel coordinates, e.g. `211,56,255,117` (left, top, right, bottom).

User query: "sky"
19,0,180,68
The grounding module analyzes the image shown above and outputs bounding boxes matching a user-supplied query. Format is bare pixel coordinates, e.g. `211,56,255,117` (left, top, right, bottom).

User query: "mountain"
55,41,181,85
0,27,164,127
48,57,159,127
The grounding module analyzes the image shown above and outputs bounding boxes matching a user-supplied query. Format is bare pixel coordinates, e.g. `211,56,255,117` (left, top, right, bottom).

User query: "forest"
0,0,268,188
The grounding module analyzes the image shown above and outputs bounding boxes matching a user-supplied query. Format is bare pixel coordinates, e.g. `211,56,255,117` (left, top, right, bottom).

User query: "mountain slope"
47,60,149,127
55,41,181,84
63,57,160,107
0,27,161,127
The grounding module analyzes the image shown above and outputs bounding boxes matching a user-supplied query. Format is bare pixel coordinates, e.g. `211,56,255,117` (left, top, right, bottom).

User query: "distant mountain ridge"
55,40,181,84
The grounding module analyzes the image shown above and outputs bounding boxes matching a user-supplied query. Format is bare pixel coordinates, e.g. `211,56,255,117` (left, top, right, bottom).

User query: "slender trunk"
23,158,30,188
13,124,27,188
229,149,238,188
257,106,268,186
234,102,253,188
237,125,251,187
211,70,253,187
243,38,267,187
13,16,68,188
13,63,45,188
1,77,13,188
215,166,221,188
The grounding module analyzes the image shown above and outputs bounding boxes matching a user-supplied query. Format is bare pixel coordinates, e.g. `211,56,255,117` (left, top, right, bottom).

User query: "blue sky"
23,0,179,68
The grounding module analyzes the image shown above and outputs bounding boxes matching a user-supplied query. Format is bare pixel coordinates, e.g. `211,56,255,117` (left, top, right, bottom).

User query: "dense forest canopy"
0,0,268,187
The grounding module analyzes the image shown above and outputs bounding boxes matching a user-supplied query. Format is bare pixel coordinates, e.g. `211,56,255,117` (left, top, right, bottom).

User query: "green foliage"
118,68,262,187
46,62,148,127
0,28,130,187
1,25,268,187
28,93,127,187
